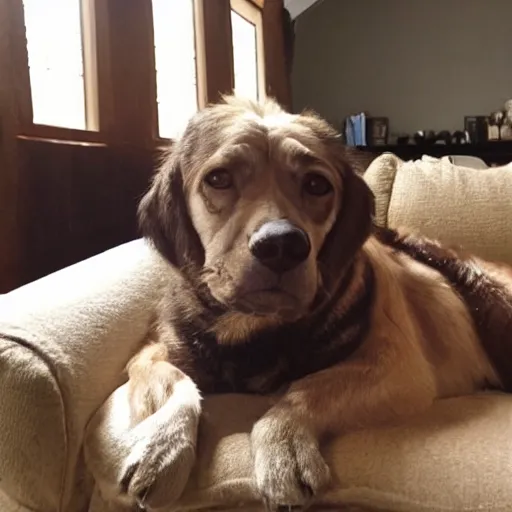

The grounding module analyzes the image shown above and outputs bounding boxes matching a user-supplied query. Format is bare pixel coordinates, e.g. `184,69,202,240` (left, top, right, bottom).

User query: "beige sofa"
1,153,512,512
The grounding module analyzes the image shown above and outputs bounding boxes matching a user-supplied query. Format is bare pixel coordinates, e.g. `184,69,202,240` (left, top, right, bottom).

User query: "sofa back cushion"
364,153,512,264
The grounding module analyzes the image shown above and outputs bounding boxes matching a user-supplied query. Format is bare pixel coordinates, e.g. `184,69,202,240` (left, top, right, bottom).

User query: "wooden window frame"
11,0,157,146
192,0,207,111
152,0,207,144
80,0,100,132
7,0,289,147
262,0,291,110
196,0,235,106
17,0,102,143
230,0,266,101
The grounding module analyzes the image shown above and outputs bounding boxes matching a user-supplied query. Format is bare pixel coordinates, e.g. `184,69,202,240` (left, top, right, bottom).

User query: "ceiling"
283,0,321,19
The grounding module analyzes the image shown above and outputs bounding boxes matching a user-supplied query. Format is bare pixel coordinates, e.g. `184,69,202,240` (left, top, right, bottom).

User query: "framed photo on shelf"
464,116,488,143
366,117,389,146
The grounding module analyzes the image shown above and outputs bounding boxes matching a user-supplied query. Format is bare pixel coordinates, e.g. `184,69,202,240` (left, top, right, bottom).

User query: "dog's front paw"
251,415,330,511
119,410,197,509
85,380,201,510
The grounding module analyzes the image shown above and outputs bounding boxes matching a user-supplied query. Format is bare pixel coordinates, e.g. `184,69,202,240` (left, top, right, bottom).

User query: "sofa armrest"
0,239,167,511
0,336,66,511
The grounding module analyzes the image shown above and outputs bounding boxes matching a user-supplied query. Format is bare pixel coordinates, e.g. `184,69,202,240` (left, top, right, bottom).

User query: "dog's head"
139,97,374,327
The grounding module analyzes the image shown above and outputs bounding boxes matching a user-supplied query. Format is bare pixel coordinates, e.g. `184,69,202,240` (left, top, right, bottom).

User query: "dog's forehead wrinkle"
214,126,268,160
280,137,312,153
276,137,324,168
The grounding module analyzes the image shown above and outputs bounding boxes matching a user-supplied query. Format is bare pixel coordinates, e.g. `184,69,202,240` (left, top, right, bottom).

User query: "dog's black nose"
249,220,311,273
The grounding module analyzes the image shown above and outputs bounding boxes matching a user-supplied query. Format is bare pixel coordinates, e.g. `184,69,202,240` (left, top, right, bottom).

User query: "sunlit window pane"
22,0,86,130
152,0,198,139
231,10,258,101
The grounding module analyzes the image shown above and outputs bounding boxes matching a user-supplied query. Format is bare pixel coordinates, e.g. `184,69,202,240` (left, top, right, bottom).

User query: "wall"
15,138,154,287
291,0,512,137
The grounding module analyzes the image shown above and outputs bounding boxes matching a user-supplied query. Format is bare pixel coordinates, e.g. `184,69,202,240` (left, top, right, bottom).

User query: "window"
22,0,95,130
12,0,281,144
231,0,265,101
152,0,198,140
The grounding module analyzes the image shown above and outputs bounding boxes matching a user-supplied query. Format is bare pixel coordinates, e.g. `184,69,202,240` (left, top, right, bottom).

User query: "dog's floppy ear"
138,149,204,269
319,153,375,284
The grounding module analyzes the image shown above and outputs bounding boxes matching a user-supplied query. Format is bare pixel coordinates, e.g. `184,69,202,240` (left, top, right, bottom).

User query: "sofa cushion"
171,393,512,512
364,153,512,264
86,392,512,512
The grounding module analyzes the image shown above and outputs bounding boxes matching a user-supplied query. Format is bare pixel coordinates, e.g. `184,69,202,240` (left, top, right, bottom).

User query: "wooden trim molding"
0,0,30,290
94,0,157,147
81,0,100,131
93,0,115,141
193,0,208,109
3,0,33,130
262,0,292,110
16,134,106,148
19,124,104,144
199,0,234,104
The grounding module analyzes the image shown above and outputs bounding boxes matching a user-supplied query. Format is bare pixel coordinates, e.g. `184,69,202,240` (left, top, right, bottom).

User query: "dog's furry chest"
179,321,364,394
165,264,375,394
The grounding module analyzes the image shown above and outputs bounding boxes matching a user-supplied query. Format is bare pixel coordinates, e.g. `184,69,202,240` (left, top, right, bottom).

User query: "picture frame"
464,115,488,143
366,117,389,146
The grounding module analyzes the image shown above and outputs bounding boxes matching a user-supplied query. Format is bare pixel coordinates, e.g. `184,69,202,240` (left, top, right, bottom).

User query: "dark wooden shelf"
357,141,512,166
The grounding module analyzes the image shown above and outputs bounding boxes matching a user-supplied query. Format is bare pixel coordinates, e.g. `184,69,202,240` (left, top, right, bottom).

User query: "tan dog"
85,97,512,511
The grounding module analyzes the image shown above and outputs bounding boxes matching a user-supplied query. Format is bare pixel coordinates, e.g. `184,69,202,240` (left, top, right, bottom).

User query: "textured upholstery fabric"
165,393,512,512
0,489,33,512
365,153,512,264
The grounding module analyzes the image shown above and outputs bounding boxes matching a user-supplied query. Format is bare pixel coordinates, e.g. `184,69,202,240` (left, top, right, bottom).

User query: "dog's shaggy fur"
86,97,512,511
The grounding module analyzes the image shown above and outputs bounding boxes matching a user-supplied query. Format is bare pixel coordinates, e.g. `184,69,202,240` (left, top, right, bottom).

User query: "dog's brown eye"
302,172,333,197
204,168,233,190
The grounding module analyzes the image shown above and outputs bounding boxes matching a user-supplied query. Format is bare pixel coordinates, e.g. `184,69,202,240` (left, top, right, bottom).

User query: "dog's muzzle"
248,219,311,274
